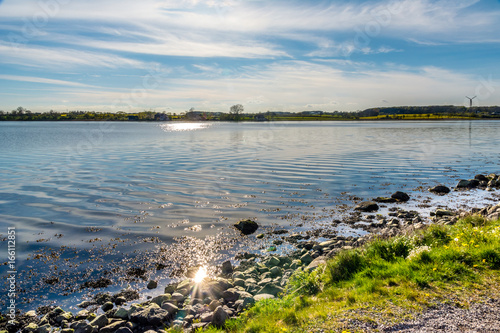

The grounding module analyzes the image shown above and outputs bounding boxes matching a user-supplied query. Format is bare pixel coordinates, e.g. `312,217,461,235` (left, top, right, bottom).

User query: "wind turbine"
466,96,476,108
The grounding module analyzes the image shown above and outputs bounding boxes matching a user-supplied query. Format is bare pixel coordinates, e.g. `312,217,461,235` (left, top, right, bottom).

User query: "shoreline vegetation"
1,105,500,122
1,174,500,333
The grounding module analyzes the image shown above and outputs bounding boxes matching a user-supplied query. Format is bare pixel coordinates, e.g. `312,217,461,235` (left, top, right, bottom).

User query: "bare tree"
230,104,244,120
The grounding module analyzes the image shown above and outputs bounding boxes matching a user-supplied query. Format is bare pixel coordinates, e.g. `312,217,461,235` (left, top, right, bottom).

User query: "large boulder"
234,220,259,235
211,306,228,328
354,201,379,212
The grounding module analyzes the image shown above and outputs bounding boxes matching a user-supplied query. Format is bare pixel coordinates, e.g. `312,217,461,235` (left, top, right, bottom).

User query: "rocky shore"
2,173,500,333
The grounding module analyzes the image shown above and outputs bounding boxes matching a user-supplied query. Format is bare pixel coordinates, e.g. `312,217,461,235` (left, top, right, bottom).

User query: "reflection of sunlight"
194,266,207,283
160,123,210,132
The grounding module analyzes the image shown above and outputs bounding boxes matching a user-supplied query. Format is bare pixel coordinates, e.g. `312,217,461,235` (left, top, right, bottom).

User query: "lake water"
1,120,499,310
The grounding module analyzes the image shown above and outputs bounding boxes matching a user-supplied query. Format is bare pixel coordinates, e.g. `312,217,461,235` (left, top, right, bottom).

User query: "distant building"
254,114,267,121
154,113,170,121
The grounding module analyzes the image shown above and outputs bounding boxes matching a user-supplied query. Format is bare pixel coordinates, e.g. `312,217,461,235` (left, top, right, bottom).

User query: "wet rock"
300,253,313,265
88,314,108,329
475,174,488,181
114,296,127,306
354,201,379,212
234,220,259,235
100,320,127,333
392,191,410,202
374,197,397,203
222,288,239,303
435,209,453,217
101,302,114,312
35,324,51,333
114,307,129,320
114,328,133,333
146,280,157,290
221,260,233,275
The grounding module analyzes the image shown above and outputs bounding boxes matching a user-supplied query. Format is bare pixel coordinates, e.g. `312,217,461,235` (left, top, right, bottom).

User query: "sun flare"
194,266,207,283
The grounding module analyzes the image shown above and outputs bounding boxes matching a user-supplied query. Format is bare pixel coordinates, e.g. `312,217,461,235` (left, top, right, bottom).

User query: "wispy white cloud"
0,74,99,88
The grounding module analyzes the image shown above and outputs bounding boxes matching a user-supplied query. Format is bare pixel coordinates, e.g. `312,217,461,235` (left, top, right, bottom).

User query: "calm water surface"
1,120,499,309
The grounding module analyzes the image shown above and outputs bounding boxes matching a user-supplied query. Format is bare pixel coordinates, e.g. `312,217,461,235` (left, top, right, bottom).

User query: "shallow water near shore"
1,120,499,310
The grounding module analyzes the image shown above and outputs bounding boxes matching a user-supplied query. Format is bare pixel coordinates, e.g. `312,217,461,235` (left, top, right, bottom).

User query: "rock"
100,321,127,333
60,329,74,333
435,209,453,217
35,324,51,333
256,283,283,296
114,307,129,320
391,191,410,202
171,292,185,304
23,323,38,332
208,300,222,311
234,219,259,235
233,278,246,288
88,314,108,329
161,302,178,314
101,301,114,312
475,174,488,181
456,179,471,188
115,328,133,333
354,201,379,212
373,197,397,203
256,233,264,239
147,280,157,290
130,305,169,327
270,266,283,278
306,256,327,272
211,306,228,327
151,294,172,306
265,256,281,267
300,253,313,265
222,288,239,302
221,260,233,275
200,312,213,322
254,294,275,301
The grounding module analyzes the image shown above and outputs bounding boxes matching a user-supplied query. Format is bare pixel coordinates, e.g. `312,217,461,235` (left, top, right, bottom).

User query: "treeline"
361,105,500,117
1,105,500,122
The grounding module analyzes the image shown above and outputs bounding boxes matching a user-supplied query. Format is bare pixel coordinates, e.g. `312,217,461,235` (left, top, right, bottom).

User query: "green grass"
178,216,500,333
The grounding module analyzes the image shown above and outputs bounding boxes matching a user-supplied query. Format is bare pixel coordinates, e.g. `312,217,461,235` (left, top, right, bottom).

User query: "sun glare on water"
194,266,207,283
160,123,210,132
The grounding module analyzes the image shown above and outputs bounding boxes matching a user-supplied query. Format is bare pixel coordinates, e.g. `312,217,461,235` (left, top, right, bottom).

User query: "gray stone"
161,302,178,314
146,280,157,290
114,307,129,320
300,253,313,265
101,301,114,312
100,320,127,333
35,324,51,333
265,256,281,267
256,283,283,296
211,306,228,327
306,256,327,272
234,219,259,235
151,293,171,306
71,321,94,333
270,266,283,278
88,314,108,329
222,288,239,302
354,201,379,212
208,300,222,311
200,312,213,322
391,191,410,202
233,278,246,288
435,209,453,217
114,328,133,333
221,260,233,275
130,305,169,326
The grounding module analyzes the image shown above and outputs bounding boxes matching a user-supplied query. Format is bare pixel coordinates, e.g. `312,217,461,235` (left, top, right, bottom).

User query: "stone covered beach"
2,173,500,333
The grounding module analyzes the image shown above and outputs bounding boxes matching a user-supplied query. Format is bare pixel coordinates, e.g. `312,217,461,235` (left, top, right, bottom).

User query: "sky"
0,0,499,113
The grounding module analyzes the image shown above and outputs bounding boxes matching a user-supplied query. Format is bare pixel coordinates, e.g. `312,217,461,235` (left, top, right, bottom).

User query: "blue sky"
0,0,499,113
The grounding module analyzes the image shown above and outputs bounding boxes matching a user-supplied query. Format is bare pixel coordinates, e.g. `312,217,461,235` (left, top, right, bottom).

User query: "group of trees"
1,104,499,122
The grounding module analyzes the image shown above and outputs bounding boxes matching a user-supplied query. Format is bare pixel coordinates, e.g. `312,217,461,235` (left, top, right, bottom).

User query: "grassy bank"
197,215,500,332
